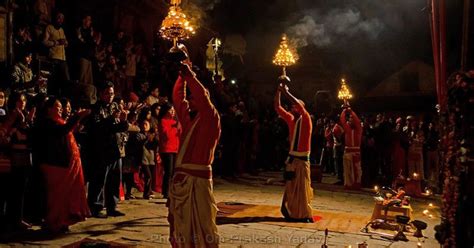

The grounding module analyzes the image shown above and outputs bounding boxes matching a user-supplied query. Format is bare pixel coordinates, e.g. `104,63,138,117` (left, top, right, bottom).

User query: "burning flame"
338,78,353,100
272,34,298,67
160,3,196,41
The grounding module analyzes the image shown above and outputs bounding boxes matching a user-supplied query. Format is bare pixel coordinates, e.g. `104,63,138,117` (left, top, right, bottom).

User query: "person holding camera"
85,81,128,218
274,79,314,223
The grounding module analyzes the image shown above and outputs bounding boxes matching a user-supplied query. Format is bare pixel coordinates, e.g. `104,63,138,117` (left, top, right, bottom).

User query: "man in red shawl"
274,79,313,223
168,46,221,247
340,107,363,189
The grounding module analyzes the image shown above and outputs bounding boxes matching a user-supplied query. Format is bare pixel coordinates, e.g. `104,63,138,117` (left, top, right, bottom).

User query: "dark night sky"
62,0,468,96
189,0,467,94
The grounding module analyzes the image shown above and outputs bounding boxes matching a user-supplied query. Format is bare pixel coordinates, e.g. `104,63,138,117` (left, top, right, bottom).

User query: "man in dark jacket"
86,81,128,218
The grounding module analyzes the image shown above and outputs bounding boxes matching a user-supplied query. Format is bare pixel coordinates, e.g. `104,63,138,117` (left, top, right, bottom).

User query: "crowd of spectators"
0,0,454,235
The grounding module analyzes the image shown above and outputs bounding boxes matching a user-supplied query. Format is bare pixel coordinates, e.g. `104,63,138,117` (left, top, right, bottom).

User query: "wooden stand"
371,202,412,221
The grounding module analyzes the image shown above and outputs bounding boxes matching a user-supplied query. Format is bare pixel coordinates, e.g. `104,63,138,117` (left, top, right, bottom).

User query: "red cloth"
159,117,180,153
275,102,312,153
340,109,362,147
324,127,333,147
41,120,90,232
173,75,221,166
133,172,144,192
132,155,164,194
154,154,164,193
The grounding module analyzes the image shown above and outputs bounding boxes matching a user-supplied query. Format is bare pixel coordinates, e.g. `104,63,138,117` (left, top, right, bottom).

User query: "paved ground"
0,172,441,247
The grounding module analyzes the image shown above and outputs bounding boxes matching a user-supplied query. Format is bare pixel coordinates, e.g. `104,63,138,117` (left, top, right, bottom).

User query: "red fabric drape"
430,0,448,112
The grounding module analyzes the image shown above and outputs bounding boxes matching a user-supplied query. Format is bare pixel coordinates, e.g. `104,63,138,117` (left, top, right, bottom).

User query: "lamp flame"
338,78,353,100
273,34,298,77
160,3,196,42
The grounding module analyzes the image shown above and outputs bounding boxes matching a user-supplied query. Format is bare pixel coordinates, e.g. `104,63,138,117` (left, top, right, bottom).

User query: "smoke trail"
188,0,221,11
287,8,384,48
181,0,221,32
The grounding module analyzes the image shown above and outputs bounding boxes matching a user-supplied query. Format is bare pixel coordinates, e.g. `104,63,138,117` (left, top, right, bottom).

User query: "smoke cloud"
188,0,221,11
287,8,384,48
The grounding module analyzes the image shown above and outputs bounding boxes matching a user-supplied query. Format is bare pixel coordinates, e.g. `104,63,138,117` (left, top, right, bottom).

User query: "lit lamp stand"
159,0,195,63
272,33,297,86
211,37,222,83
338,78,353,109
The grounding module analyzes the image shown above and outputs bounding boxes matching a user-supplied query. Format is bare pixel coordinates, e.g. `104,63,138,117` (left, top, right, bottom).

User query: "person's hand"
57,39,66,45
213,74,222,83
119,110,128,122
77,109,91,119
27,107,36,123
278,83,289,93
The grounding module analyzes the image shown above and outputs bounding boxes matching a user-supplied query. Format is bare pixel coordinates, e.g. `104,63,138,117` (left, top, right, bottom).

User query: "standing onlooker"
2,92,35,230
145,86,160,106
323,119,335,174
158,103,180,199
0,90,6,122
104,55,125,97
43,12,70,95
123,111,140,200
35,97,91,234
13,26,33,62
332,118,344,184
11,51,34,93
374,113,392,179
424,122,439,184
392,118,409,178
123,40,137,98
86,81,128,218
138,120,159,199
406,117,424,179
76,15,96,85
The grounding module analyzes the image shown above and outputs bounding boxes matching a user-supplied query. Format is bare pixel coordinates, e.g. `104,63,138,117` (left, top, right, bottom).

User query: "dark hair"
97,81,114,92
37,96,59,122
7,91,25,110
150,102,162,118
43,96,59,111
137,107,151,123
157,102,172,120
59,97,70,107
